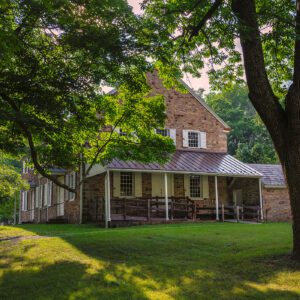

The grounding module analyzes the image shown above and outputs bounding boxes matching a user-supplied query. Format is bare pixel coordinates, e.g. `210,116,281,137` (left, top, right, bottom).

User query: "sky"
127,0,211,93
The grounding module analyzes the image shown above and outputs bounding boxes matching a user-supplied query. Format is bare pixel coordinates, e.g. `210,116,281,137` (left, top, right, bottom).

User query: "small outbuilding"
247,164,291,222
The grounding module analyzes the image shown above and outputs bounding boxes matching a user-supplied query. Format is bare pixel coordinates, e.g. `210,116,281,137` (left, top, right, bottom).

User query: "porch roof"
247,164,286,187
108,150,262,178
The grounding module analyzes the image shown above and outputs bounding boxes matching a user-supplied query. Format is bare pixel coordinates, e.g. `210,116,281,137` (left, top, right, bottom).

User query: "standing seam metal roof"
247,164,286,187
108,150,262,177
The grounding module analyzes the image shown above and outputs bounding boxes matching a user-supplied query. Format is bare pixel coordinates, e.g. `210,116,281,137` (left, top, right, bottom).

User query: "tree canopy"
205,83,278,163
0,0,175,189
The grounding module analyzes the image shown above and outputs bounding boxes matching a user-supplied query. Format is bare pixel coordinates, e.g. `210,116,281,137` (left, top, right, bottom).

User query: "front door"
57,177,65,216
233,189,243,206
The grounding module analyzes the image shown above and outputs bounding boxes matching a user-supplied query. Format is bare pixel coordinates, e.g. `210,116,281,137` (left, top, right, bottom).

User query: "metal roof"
247,164,286,187
108,150,262,177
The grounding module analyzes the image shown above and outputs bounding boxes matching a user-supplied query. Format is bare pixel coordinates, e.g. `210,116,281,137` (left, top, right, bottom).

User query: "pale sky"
127,0,210,92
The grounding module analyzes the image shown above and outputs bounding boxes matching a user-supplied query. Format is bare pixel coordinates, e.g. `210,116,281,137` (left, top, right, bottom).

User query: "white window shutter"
135,172,142,197
154,129,157,134
113,171,120,197
200,132,207,148
202,176,209,198
114,127,120,134
182,130,189,147
21,192,25,211
48,182,52,206
169,129,176,145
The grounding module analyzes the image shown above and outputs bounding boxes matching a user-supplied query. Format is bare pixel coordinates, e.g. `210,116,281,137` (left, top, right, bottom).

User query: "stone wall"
263,187,291,221
82,173,105,223
147,72,229,152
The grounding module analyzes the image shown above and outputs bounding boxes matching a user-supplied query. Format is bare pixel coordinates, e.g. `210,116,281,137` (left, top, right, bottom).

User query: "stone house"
21,73,287,226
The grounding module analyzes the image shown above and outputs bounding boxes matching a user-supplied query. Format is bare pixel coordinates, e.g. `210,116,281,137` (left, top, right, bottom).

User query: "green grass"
0,223,299,300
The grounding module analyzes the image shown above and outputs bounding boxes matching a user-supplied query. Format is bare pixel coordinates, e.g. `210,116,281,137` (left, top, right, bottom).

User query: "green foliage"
0,153,28,222
0,0,174,177
206,83,278,163
142,0,295,97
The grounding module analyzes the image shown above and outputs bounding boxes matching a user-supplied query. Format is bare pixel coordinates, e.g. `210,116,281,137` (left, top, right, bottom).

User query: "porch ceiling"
107,150,262,178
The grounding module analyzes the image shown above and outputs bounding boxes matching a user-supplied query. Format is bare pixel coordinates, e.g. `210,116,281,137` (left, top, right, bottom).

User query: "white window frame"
189,175,202,198
183,130,207,149
120,172,135,197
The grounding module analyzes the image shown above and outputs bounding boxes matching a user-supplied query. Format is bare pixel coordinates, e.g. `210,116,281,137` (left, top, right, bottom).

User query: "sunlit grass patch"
0,222,299,299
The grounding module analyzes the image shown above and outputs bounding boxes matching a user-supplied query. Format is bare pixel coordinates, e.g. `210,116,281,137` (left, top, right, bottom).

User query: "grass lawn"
0,223,299,300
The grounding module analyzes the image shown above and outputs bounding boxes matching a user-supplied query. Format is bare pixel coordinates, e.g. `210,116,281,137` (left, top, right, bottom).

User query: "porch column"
164,173,169,220
215,176,219,221
105,170,111,228
259,178,264,221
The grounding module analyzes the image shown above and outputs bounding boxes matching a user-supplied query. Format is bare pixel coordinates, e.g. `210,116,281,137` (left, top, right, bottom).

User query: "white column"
259,178,264,221
215,176,219,221
164,173,169,220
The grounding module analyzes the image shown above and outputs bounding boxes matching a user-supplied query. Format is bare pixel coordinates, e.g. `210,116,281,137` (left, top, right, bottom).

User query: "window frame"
188,131,200,148
120,172,135,197
189,175,202,199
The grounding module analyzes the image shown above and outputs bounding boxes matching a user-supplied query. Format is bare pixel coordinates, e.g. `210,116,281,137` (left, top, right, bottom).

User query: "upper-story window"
120,172,134,197
119,129,127,136
183,130,207,149
155,128,176,145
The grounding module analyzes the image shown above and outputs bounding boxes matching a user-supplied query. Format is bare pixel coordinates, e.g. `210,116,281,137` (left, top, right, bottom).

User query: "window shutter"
21,192,25,211
40,186,43,208
44,184,48,207
135,172,142,197
151,173,162,197
202,176,209,198
35,187,39,208
114,127,120,134
48,182,52,206
113,171,120,197
182,130,189,147
200,132,207,148
184,174,190,197
169,129,176,145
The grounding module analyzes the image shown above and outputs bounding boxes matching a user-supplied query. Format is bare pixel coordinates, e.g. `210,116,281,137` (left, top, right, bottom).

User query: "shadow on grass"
1,223,299,299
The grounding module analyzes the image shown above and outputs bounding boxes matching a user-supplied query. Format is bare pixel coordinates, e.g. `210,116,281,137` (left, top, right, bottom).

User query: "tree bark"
232,0,300,259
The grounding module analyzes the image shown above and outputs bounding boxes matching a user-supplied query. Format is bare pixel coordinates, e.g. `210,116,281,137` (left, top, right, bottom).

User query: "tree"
0,153,28,223
206,83,278,163
142,0,300,259
0,1,175,191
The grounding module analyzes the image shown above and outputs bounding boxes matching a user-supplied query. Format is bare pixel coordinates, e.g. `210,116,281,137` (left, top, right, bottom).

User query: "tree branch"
188,0,222,41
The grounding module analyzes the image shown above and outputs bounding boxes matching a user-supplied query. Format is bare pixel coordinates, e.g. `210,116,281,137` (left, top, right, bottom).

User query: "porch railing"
221,204,261,222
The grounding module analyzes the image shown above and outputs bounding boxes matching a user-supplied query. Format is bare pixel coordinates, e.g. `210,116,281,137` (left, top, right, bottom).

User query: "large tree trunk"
232,0,300,259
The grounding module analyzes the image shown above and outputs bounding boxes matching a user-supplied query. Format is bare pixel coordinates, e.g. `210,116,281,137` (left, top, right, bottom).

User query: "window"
188,131,199,148
156,129,170,137
190,175,201,198
65,172,76,200
183,130,206,148
119,129,127,136
22,191,28,211
155,128,176,145
120,172,134,197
